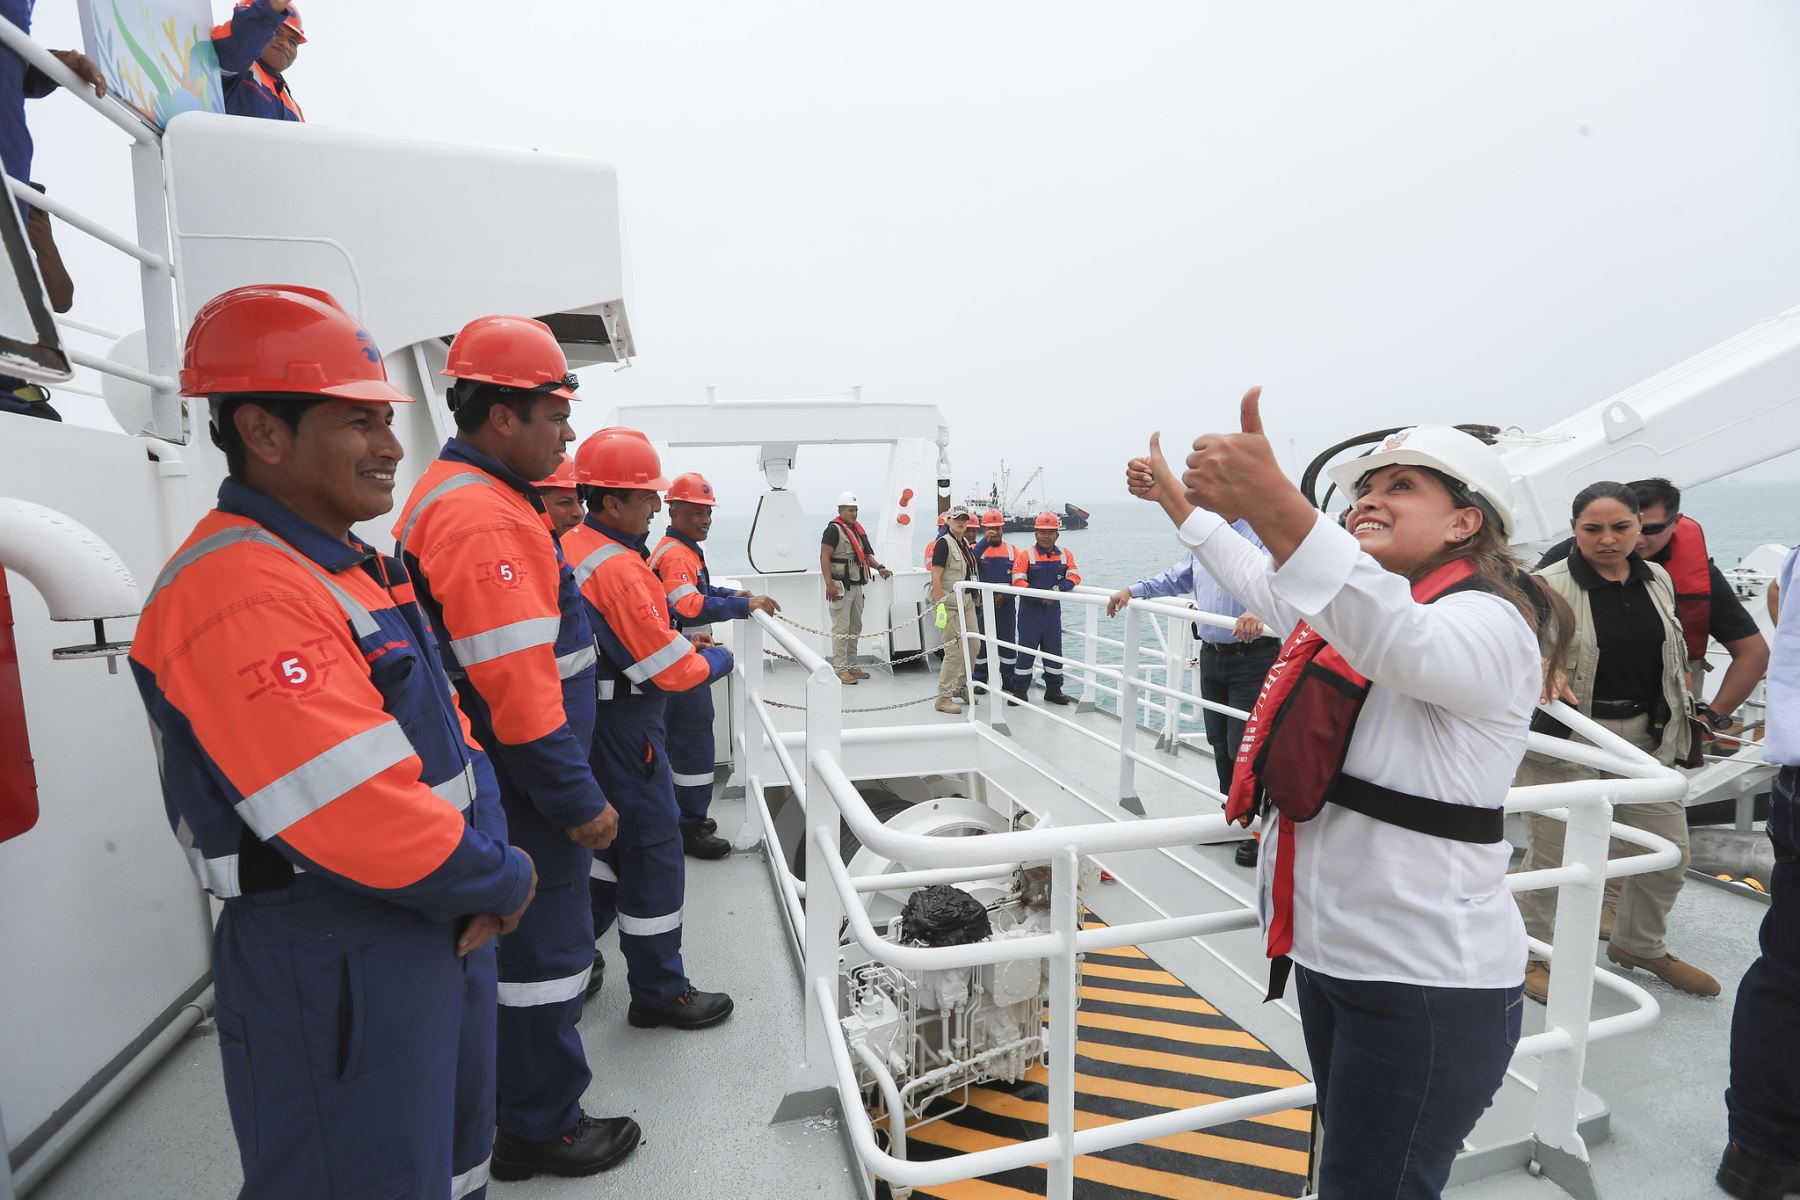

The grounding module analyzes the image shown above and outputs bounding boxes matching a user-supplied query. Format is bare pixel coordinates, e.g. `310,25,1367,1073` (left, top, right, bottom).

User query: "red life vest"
830,517,872,572
1225,557,1509,994
1660,516,1713,661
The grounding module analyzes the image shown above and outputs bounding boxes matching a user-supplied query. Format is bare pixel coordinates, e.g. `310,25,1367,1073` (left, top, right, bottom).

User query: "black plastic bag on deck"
899,884,992,947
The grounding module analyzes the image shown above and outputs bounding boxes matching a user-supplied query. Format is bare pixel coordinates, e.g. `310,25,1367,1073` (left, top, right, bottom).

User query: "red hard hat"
180,284,410,404
1034,511,1060,531
575,427,670,490
236,0,305,42
981,508,1004,528
666,472,719,507
442,315,578,400
533,459,578,491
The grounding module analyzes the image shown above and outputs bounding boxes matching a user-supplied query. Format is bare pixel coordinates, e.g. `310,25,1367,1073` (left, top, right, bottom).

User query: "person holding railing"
0,2,105,417
1537,477,1768,742
1128,395,1565,1200
1515,482,1715,1002
1718,540,1800,1200
1107,527,1285,867
820,492,892,684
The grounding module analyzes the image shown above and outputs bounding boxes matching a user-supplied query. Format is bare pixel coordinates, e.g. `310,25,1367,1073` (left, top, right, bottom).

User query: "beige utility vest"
828,520,871,586
1531,555,1692,767
937,532,975,599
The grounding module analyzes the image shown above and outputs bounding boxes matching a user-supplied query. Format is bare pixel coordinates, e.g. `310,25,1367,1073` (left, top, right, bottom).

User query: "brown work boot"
1524,961,1551,1004
837,670,859,685
1597,907,1615,941
1606,946,1721,996
934,697,963,715
849,666,870,679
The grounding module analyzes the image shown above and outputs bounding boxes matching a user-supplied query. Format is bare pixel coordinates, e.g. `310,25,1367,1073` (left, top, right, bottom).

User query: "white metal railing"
0,16,186,441
739,577,1690,1200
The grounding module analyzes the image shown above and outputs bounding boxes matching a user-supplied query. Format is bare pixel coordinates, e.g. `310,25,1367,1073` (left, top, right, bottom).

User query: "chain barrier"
758,641,973,712
775,609,925,642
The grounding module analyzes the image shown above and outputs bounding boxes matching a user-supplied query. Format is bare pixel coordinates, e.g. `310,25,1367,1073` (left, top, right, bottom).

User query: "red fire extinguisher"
1,569,40,843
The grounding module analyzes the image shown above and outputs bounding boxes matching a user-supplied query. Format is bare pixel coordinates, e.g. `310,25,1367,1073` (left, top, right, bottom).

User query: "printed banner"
78,0,225,129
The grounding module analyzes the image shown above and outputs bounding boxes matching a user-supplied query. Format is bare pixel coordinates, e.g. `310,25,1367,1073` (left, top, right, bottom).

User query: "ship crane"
1007,466,1043,511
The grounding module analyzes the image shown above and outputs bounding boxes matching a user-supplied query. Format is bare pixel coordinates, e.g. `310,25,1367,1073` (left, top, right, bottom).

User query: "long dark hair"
1408,468,1574,678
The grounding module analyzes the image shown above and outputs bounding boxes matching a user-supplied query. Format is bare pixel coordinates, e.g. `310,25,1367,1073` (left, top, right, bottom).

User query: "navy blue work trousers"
493,787,595,1144
589,695,690,1006
1727,765,1800,1164
664,682,716,830
1199,639,1280,794
211,880,496,1200
972,598,1016,690
1295,964,1521,1199
1014,597,1065,691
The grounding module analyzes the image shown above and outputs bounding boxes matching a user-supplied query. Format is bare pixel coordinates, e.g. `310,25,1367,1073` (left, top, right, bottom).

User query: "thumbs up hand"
1182,386,1282,520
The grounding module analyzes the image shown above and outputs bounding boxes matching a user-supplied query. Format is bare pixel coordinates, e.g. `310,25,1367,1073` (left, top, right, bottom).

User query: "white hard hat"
837,491,860,506
1326,425,1516,538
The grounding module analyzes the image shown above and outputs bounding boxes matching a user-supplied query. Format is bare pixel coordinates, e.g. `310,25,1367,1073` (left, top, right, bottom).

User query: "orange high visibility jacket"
563,518,728,702
394,440,606,828
649,530,750,627
129,480,530,919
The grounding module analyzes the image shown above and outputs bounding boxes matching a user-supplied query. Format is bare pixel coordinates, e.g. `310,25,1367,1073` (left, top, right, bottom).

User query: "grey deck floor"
29,650,1770,1199
30,789,857,1200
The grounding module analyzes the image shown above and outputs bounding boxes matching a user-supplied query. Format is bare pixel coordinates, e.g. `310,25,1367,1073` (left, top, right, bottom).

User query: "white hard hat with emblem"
837,491,860,506
1326,425,1516,538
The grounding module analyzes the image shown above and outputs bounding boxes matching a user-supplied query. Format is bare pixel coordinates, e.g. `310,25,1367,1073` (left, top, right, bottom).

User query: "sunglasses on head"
1639,516,1678,537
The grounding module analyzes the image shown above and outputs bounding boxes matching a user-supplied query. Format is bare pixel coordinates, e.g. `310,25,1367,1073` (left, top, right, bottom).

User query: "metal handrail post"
1157,615,1181,752
129,141,186,442
1046,847,1080,1200
1117,606,1143,815
979,583,1008,732
729,614,764,847
775,656,845,1122
1527,791,1613,1195
1076,598,1101,713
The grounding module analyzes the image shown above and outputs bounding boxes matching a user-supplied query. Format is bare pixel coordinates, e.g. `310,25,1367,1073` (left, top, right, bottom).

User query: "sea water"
693,480,1797,726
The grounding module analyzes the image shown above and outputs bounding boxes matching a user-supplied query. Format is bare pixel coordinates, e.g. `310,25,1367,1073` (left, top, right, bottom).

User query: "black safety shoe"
682,823,731,860
699,816,718,836
583,950,604,1001
1043,689,1072,705
628,984,735,1030
1234,838,1259,868
490,1113,641,1181
1718,1141,1800,1200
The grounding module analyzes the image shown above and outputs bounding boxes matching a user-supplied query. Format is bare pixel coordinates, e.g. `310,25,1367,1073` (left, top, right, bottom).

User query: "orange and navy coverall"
211,1,305,122
394,438,603,1144
564,516,732,1004
131,480,528,1200
973,538,1021,688
649,527,749,830
1014,543,1081,693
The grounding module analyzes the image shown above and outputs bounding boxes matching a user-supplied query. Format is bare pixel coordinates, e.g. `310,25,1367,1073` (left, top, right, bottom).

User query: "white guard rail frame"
744,576,1689,1200
0,16,187,442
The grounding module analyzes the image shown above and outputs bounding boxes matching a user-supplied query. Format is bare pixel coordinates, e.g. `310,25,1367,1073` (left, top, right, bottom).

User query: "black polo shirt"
1562,550,1665,706
1538,536,1759,644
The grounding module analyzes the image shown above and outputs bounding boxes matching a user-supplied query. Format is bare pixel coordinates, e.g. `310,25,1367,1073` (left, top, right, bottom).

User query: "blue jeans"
1296,965,1522,1199
1726,765,1800,1164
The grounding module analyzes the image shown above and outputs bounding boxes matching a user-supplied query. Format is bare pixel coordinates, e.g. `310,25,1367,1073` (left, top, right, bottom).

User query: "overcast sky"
27,1,1800,506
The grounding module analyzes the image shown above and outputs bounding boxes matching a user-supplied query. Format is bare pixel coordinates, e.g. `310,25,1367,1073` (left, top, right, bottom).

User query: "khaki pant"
828,584,866,671
1514,713,1691,960
936,595,974,698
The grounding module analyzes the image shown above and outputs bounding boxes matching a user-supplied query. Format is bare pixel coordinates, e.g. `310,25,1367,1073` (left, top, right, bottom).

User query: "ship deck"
28,653,1768,1200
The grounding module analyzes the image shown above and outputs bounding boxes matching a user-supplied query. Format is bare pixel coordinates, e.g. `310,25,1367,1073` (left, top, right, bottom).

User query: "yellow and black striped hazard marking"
906,921,1311,1199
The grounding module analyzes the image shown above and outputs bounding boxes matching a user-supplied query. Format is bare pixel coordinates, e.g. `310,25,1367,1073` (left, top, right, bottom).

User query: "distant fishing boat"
964,461,1090,531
